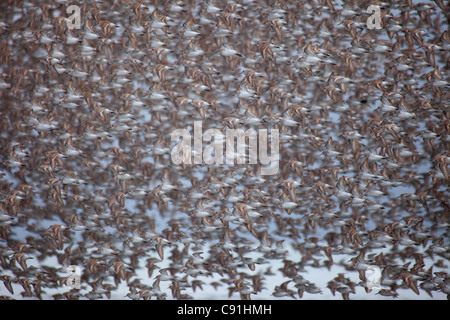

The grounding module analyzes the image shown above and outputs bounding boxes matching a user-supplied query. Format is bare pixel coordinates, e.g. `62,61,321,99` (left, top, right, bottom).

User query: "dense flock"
0,0,449,300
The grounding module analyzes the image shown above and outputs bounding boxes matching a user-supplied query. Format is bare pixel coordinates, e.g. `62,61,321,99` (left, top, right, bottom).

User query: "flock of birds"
0,0,449,300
